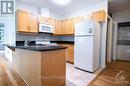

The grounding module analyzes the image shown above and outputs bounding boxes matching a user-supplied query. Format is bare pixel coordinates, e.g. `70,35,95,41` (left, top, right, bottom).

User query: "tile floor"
66,63,103,86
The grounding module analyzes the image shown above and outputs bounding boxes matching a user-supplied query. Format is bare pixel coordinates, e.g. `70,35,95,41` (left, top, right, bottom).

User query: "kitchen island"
7,45,67,86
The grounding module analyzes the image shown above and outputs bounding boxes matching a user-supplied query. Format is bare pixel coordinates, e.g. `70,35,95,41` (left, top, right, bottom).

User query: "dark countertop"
6,45,67,52
16,41,74,45
50,41,74,44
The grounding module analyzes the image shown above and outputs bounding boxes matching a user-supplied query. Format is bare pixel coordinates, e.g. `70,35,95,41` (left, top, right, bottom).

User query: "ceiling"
18,0,101,16
109,0,130,14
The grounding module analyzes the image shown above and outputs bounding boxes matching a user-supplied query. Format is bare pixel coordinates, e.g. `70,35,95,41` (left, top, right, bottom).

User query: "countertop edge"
6,45,67,52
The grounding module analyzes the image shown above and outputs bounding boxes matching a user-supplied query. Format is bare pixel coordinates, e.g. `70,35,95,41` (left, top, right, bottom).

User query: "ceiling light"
53,0,70,5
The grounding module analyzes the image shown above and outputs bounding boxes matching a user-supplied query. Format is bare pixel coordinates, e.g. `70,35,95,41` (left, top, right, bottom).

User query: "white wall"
112,10,130,23
16,0,38,15
60,0,108,68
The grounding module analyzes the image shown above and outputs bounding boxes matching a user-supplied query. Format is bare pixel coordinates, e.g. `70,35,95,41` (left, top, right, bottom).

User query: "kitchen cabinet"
17,10,38,33
92,10,106,22
63,19,74,34
54,20,64,34
54,19,75,35
16,10,105,34
39,16,48,24
59,44,74,64
17,10,29,32
39,16,54,26
29,14,38,33
50,18,55,26
67,44,74,64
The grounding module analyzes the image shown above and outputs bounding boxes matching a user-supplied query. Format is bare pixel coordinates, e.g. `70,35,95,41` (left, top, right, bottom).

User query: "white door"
74,36,94,72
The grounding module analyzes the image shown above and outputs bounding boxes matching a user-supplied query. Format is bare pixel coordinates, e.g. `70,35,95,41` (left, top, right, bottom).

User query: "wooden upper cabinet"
49,18,55,26
39,16,54,26
54,20,63,34
63,19,74,35
39,16,47,24
17,10,29,32
92,10,106,22
29,14,38,33
17,10,38,33
62,19,68,34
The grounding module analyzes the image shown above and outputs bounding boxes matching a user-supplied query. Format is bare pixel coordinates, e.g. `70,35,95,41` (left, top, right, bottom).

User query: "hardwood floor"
89,60,130,86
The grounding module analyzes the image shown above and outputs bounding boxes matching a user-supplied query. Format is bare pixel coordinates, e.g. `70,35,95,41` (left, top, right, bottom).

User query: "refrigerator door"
75,21,94,36
74,36,94,72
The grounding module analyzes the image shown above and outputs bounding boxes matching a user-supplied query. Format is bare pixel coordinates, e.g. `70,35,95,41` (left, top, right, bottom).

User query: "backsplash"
55,36,74,41
16,33,50,41
16,33,74,42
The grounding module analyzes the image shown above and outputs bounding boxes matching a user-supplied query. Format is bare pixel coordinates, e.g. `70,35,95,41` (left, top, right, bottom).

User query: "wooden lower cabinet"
59,44,74,64
13,49,66,86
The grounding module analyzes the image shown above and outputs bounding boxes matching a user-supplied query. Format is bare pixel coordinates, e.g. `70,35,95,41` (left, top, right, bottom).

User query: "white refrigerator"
74,20,101,72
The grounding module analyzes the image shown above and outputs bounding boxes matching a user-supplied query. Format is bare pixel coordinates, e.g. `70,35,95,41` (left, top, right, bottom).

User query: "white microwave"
39,24,54,33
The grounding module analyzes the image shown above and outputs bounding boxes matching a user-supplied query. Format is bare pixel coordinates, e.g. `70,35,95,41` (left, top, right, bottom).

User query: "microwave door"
39,24,53,33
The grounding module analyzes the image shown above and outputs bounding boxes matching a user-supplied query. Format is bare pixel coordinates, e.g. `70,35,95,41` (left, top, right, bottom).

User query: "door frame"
106,15,113,62
112,21,118,61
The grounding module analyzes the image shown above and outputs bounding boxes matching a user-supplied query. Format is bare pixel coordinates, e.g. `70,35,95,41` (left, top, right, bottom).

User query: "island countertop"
6,45,67,51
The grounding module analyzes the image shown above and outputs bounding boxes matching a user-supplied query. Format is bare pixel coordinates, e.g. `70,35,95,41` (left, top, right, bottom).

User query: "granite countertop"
50,41,74,44
6,45,67,51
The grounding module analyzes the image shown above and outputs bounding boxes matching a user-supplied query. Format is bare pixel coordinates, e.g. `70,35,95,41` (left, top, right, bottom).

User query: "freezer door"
74,36,93,72
75,21,94,36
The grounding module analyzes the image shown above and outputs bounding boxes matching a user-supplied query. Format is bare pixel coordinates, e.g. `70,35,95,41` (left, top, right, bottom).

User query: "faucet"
24,40,31,47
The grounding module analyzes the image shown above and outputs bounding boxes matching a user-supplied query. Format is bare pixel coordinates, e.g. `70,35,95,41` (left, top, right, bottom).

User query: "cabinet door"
54,20,63,34
40,16,48,24
29,14,38,33
92,10,106,22
67,45,74,64
63,19,73,34
65,19,74,34
39,16,55,26
17,10,29,32
58,44,74,63
70,18,75,34
50,18,55,27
